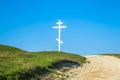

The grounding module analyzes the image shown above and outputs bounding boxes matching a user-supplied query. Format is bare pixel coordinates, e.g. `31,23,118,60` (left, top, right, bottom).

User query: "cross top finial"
56,20,63,25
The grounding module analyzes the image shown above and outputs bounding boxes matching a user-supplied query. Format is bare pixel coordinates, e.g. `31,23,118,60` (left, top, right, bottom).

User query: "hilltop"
0,44,120,80
0,44,86,80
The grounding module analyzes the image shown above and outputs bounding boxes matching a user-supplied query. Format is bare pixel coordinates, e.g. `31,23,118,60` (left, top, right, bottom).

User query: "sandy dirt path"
66,55,120,80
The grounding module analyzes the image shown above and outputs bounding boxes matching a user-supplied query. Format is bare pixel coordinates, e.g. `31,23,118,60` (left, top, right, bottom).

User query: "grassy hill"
0,44,86,80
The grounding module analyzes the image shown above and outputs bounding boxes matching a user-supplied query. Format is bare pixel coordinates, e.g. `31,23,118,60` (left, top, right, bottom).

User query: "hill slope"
0,44,86,80
0,44,26,53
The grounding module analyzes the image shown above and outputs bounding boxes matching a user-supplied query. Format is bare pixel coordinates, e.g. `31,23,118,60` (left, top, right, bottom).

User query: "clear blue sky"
0,0,120,55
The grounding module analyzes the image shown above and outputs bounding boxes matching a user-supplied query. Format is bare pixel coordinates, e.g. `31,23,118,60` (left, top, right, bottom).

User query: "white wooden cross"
52,20,67,52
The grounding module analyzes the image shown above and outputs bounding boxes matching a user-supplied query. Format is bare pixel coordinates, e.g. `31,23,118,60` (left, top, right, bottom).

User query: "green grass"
0,44,86,80
102,53,120,58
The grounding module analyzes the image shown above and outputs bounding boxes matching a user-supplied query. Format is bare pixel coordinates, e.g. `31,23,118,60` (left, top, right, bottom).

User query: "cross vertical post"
52,20,67,52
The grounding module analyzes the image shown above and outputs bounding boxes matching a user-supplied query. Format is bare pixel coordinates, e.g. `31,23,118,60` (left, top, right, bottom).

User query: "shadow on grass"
1,66,50,80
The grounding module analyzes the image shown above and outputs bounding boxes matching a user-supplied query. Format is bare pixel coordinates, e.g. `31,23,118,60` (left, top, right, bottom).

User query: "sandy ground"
66,55,120,80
